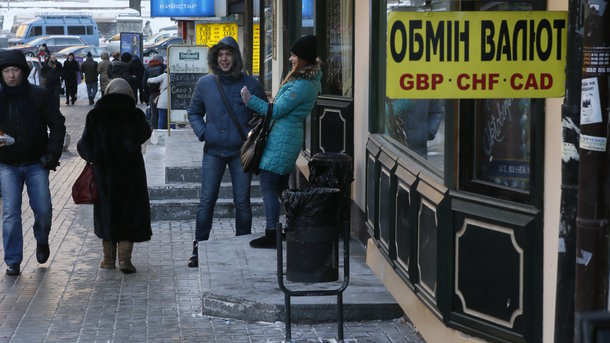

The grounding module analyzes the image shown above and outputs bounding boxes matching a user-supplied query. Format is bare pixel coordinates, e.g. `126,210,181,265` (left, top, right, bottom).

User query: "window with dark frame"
457,0,542,204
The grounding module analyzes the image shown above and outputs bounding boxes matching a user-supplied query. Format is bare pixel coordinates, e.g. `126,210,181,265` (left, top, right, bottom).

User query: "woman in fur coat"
240,35,322,248
77,78,152,273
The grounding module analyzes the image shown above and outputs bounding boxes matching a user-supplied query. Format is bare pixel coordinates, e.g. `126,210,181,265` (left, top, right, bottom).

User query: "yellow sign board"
386,11,568,99
253,23,260,74
195,23,238,47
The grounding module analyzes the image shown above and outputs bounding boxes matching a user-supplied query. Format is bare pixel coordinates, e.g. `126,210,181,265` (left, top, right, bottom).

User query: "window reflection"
385,98,445,161
263,0,274,94
323,0,353,97
384,1,451,171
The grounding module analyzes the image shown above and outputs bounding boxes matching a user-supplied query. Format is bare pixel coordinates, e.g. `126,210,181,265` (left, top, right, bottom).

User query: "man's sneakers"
6,264,20,275
36,243,50,264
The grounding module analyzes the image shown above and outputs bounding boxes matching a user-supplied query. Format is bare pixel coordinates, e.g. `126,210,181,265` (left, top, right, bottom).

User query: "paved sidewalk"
0,99,425,342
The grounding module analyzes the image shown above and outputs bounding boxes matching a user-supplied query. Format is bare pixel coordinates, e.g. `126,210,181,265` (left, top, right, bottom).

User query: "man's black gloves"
40,154,60,171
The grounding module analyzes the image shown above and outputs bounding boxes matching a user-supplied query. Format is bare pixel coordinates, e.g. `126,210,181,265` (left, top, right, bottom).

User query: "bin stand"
276,221,350,342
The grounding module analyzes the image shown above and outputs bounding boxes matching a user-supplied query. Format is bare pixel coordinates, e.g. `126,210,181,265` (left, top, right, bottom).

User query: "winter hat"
0,50,29,74
86,51,92,58
121,52,132,63
290,35,317,64
105,78,135,102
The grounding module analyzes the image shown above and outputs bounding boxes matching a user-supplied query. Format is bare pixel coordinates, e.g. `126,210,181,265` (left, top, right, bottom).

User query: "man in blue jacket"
186,36,266,267
0,50,66,276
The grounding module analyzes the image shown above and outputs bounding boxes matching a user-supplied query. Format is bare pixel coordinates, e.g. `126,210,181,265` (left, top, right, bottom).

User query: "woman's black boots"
249,230,277,249
187,241,198,267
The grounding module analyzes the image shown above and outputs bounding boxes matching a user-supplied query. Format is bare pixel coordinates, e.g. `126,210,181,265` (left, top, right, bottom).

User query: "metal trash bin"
282,187,341,282
308,152,354,225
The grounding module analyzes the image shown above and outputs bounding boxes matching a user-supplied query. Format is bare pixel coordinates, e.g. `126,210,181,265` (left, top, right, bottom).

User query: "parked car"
7,35,87,57
143,30,177,46
143,36,183,57
55,45,110,64
102,33,121,53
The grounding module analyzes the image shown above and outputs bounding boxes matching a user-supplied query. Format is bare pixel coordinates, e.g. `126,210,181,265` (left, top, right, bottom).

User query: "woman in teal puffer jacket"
240,35,321,248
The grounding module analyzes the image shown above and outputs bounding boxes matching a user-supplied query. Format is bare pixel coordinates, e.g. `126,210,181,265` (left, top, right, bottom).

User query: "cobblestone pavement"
0,98,425,342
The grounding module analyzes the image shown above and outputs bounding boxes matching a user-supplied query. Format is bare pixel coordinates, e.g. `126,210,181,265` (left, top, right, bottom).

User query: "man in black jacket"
40,54,63,110
80,52,99,105
0,50,66,276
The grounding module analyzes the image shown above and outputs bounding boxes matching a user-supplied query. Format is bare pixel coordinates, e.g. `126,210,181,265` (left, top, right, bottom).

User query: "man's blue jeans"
0,163,52,266
259,169,289,231
196,154,252,241
86,82,98,99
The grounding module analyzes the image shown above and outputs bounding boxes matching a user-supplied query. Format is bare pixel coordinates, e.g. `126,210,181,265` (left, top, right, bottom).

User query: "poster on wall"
120,32,142,59
167,45,208,124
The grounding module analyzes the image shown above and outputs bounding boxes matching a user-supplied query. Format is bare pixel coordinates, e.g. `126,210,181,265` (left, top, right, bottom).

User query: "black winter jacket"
0,80,66,165
80,57,99,84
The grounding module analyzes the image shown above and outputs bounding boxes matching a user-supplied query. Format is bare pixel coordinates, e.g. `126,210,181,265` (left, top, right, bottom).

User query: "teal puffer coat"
246,61,322,175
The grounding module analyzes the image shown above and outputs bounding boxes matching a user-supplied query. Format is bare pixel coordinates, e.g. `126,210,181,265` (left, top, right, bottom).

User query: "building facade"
268,0,568,342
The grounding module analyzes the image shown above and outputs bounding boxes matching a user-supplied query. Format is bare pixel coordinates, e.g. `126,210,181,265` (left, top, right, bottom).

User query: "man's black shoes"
36,243,50,264
187,241,198,268
6,264,20,275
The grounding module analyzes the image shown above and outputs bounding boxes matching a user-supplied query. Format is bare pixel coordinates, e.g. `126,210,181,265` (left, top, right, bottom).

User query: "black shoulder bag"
239,103,274,175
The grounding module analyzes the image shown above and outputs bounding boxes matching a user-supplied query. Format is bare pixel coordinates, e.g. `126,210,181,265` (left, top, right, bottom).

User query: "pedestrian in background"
240,35,322,249
0,50,66,275
37,46,48,66
186,36,267,267
80,52,99,106
97,51,111,96
40,54,63,110
77,78,152,274
63,53,79,105
130,55,146,104
143,20,153,38
143,55,166,128
146,70,168,129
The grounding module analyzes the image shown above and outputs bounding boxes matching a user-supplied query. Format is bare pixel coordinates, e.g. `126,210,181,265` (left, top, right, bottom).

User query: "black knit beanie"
290,35,317,64
0,50,29,74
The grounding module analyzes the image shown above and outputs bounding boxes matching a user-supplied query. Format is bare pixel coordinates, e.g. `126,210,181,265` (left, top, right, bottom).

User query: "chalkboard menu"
169,72,205,110
167,45,208,123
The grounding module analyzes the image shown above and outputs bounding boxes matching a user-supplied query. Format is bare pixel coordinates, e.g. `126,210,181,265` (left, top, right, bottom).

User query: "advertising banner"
167,45,208,123
386,11,568,99
150,0,214,17
120,32,142,59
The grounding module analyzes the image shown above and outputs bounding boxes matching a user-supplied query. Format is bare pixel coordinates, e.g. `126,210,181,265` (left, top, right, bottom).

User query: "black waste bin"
308,152,354,224
282,187,341,283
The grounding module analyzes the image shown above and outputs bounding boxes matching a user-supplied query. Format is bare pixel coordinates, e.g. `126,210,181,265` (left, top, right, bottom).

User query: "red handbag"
72,163,98,204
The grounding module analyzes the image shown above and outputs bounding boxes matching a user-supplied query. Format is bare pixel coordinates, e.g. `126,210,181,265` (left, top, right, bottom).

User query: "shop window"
323,0,353,97
459,99,541,203
458,0,543,204
384,0,454,172
263,0,274,94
